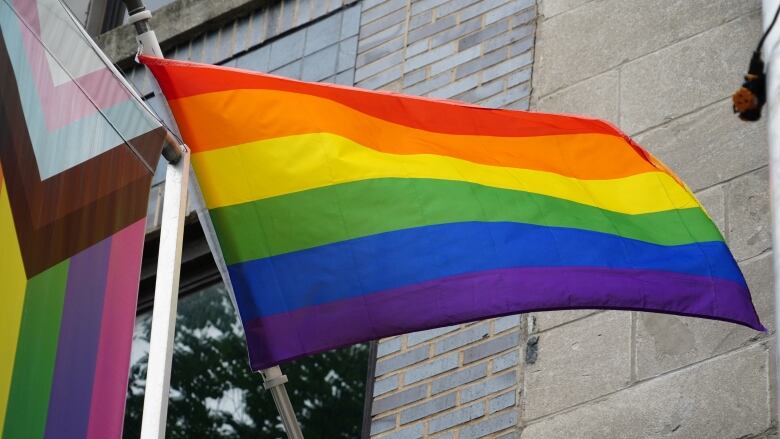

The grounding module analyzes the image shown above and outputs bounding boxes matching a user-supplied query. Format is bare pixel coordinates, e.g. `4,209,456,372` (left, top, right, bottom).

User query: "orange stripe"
142,56,621,138
169,89,660,180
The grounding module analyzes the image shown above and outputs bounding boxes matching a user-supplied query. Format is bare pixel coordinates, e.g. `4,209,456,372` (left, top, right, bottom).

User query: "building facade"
87,0,776,437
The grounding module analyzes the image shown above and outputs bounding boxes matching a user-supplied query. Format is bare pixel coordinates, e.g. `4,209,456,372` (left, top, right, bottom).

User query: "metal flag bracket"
261,366,290,390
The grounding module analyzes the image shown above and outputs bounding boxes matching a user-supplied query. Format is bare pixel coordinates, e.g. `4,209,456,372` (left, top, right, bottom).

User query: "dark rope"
757,3,780,53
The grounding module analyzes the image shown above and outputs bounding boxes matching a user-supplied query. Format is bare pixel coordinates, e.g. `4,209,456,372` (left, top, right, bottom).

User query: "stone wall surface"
527,0,775,437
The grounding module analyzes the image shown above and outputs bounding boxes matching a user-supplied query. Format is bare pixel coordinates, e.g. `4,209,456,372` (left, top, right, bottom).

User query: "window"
124,283,369,438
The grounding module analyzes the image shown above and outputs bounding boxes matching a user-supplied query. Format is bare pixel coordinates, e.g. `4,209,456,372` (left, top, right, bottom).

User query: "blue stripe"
227,221,744,320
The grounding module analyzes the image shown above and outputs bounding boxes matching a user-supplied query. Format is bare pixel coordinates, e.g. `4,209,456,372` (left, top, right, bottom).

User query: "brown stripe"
132,133,166,173
0,33,165,277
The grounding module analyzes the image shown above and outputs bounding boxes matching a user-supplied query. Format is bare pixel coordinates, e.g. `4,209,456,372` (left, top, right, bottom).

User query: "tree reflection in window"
123,284,368,438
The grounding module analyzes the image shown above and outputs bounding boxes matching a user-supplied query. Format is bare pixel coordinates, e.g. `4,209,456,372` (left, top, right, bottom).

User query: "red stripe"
140,56,622,138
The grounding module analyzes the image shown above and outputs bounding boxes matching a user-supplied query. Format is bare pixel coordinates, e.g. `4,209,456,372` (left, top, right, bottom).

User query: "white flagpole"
123,3,190,439
762,0,780,430
261,367,304,439
122,2,304,438
138,147,189,439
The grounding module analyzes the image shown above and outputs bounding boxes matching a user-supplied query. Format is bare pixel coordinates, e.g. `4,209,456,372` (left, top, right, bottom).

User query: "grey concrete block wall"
529,0,775,437
522,343,772,438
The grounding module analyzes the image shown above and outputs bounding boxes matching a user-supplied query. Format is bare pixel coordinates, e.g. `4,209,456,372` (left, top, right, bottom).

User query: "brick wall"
355,0,535,106
371,318,523,438
526,0,775,437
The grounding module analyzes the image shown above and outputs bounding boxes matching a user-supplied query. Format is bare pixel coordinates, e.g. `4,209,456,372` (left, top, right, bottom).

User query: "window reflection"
124,283,368,438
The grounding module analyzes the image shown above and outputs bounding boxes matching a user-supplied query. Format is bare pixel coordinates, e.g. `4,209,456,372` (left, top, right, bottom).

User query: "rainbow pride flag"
1,1,168,437
143,56,763,370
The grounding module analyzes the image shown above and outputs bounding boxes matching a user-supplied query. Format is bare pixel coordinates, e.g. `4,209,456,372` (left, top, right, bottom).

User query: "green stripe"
2,260,68,439
210,178,723,265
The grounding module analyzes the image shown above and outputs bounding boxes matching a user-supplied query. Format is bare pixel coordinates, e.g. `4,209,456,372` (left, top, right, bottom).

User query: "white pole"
125,3,304,438
762,0,780,428
127,6,190,439
261,367,304,439
139,148,189,439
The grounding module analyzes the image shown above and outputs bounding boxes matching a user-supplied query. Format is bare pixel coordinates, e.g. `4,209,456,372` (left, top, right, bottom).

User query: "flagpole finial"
126,0,184,164
123,0,148,19
123,0,163,57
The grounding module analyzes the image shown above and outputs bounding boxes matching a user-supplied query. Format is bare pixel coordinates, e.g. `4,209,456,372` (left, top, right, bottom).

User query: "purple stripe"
243,267,764,370
44,236,112,439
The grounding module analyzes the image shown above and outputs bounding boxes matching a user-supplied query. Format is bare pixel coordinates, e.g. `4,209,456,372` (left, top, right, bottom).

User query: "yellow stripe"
0,184,26,434
169,89,660,180
192,133,698,214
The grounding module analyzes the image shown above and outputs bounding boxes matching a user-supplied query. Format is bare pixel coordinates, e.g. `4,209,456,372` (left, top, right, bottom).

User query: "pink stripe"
86,219,146,439
11,0,132,130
